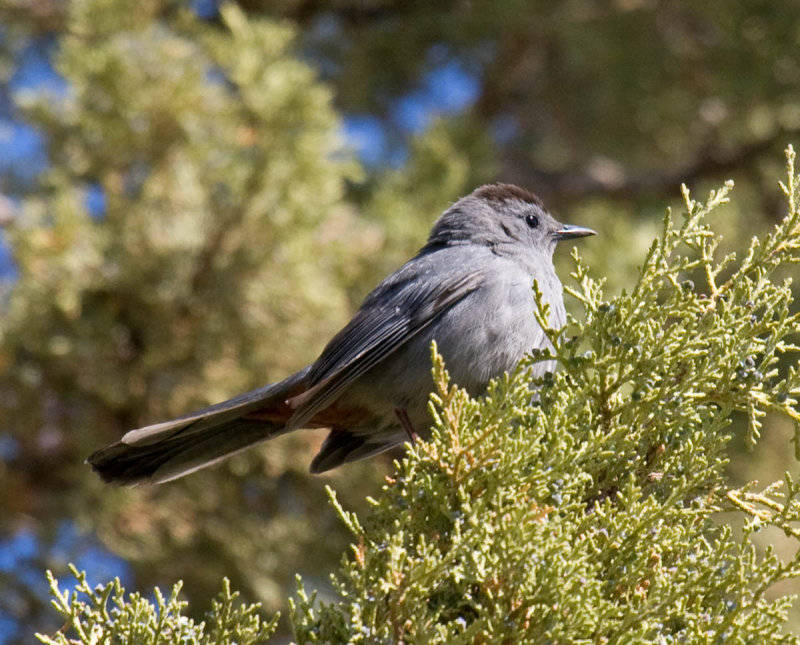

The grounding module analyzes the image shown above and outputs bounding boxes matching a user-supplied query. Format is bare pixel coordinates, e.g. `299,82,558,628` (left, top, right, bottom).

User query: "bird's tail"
87,368,310,485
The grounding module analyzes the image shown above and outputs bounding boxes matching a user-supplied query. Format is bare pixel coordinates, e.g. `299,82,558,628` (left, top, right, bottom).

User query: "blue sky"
343,58,481,166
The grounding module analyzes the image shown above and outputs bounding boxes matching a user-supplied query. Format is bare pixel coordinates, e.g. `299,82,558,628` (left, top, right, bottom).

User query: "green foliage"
289,152,800,643
7,0,357,419
0,0,391,630
37,565,277,645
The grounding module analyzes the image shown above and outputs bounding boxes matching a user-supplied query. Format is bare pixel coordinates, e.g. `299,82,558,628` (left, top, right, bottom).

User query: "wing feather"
286,263,486,430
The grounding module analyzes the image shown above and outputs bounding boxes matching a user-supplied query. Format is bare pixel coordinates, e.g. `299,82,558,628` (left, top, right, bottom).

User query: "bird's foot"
394,407,419,443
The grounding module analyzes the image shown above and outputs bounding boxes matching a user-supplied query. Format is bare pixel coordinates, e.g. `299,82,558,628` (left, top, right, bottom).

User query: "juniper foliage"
36,565,277,645
38,154,800,643
290,150,800,643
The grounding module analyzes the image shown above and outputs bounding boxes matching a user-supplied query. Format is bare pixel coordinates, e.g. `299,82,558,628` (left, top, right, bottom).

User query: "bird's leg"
394,407,419,443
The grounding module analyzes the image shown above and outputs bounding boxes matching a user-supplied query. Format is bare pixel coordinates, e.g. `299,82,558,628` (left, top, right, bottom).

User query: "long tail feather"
87,367,310,485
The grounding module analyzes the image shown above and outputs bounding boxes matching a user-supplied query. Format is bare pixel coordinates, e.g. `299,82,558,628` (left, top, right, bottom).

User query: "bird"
88,183,595,485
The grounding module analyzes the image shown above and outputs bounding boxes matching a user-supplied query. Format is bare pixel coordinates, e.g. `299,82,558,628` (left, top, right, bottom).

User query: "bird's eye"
525,214,540,229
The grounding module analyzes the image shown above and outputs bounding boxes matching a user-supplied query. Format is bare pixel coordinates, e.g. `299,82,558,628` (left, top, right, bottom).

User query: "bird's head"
426,183,595,257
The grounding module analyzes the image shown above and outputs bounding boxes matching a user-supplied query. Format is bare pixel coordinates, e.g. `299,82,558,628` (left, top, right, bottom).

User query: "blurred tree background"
0,0,798,641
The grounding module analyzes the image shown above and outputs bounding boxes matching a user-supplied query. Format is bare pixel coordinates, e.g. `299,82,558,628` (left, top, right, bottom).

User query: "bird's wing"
286,260,487,430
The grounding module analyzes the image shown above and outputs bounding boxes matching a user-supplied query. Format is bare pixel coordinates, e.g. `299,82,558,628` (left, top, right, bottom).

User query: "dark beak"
553,224,596,241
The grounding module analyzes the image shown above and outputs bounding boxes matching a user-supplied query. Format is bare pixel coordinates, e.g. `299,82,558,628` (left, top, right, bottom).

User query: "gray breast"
337,250,565,436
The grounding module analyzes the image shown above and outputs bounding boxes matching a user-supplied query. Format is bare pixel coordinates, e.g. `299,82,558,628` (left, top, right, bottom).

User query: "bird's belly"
432,283,545,392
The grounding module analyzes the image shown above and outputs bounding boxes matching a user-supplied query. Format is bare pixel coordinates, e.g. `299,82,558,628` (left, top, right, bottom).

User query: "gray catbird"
88,183,595,484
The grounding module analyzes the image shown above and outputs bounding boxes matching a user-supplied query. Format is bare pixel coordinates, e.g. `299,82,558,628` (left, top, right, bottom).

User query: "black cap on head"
473,183,544,209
